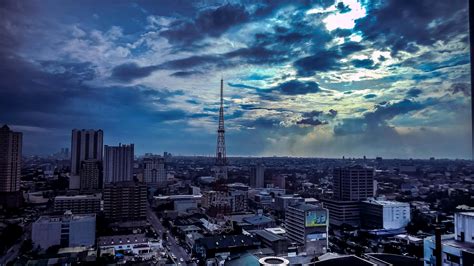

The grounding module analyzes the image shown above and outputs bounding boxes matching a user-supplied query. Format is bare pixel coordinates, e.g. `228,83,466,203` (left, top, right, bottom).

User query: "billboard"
305,210,327,227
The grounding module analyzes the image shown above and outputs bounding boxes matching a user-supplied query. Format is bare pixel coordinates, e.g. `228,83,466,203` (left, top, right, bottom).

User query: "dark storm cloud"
449,83,470,96
339,41,366,55
363,93,377,99
111,62,160,82
224,45,288,65
336,2,351,13
0,50,187,130
296,109,337,127
352,59,377,69
334,99,427,136
272,80,320,95
160,55,222,69
161,3,249,46
355,0,468,55
293,50,341,77
170,70,203,78
297,118,327,126
406,88,422,98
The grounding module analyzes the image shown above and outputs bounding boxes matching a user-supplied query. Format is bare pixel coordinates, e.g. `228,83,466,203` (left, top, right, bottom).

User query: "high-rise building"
103,182,147,221
333,165,374,201
0,125,22,193
214,78,228,179
250,164,265,188
143,156,166,187
32,211,96,250
322,165,375,227
103,143,134,184
286,203,328,255
70,129,103,176
80,159,101,190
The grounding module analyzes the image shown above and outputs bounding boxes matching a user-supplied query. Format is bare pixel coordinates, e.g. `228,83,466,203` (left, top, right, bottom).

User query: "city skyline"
0,0,471,159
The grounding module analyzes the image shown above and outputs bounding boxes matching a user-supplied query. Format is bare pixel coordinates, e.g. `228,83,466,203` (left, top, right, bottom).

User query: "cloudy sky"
0,0,471,158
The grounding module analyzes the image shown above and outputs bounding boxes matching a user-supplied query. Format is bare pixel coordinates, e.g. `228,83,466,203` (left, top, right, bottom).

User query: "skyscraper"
215,78,228,179
103,143,134,184
103,182,147,221
80,159,101,190
0,125,22,193
250,164,265,188
322,165,375,227
71,129,103,176
333,165,374,201
143,156,166,187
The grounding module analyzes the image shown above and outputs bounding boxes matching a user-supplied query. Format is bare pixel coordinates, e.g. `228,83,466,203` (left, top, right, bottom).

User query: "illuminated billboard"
305,210,327,227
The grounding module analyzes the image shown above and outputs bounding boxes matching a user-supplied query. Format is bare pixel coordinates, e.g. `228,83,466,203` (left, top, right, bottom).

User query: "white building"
32,211,96,250
361,199,411,230
424,212,474,266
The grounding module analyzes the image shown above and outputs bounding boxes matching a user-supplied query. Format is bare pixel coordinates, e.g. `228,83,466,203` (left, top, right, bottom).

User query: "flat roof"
36,213,96,223
314,255,376,266
289,203,323,211
55,194,101,200
255,230,285,242
363,199,409,206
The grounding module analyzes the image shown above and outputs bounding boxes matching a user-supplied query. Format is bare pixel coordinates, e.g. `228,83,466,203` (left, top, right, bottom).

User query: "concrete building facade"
32,211,96,250
103,143,134,184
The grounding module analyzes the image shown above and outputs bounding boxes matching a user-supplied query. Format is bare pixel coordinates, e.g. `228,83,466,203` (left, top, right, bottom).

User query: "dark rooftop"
314,255,376,266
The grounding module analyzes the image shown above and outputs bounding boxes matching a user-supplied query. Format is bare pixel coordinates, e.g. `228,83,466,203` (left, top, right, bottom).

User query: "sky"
0,0,471,158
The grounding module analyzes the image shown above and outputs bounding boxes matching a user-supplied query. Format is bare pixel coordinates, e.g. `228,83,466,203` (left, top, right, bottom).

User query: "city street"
147,205,192,265
0,223,31,265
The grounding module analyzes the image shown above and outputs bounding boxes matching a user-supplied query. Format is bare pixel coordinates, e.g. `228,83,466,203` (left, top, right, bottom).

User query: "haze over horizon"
0,0,471,159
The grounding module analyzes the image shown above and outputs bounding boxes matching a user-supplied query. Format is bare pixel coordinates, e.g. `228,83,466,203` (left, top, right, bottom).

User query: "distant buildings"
361,199,411,230
54,194,101,214
424,212,474,265
103,143,134,184
80,159,101,190
250,164,265,188
70,129,103,176
0,125,22,208
143,156,166,187
103,182,146,221
286,203,328,255
32,211,96,250
202,184,249,216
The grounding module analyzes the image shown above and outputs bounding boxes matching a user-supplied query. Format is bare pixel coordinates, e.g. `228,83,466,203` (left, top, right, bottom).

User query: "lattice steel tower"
215,78,228,179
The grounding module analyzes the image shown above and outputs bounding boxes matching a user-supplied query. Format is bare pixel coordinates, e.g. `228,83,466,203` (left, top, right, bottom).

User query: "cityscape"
1,0,474,266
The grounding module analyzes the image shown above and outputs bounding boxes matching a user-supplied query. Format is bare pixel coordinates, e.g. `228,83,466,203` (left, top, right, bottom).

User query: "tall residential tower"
0,125,22,193
103,143,134,184
71,129,103,176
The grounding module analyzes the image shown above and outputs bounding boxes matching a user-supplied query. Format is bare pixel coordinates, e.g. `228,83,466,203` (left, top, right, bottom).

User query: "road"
0,223,31,265
147,205,191,265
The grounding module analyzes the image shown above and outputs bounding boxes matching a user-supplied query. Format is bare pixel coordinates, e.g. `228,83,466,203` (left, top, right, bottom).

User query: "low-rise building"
361,199,411,230
53,194,101,214
32,211,96,250
423,212,474,265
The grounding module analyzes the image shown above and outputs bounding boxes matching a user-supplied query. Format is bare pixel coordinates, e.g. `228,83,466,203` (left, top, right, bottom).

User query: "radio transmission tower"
215,78,228,179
